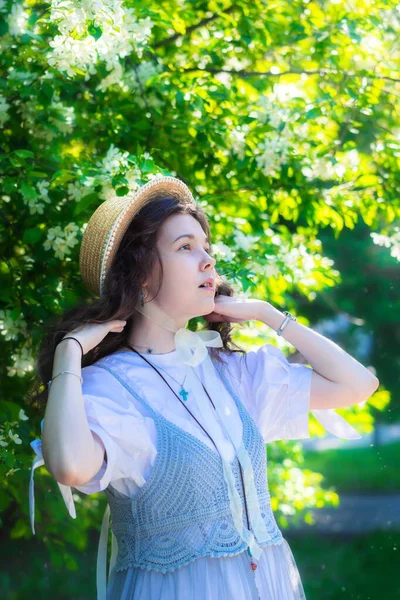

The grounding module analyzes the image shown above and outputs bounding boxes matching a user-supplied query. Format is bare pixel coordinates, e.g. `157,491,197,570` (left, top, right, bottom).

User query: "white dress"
30,343,355,599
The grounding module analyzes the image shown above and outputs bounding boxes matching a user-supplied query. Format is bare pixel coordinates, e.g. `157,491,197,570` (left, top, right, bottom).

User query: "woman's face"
145,213,217,322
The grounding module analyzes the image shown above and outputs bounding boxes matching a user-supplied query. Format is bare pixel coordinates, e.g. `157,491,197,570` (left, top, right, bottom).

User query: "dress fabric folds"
106,537,306,600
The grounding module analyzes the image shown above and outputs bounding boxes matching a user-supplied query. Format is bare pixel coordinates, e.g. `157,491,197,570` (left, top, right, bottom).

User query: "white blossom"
99,183,118,201
48,101,75,134
212,241,236,261
47,1,154,79
98,143,130,177
249,233,334,288
9,429,22,444
251,256,282,278
37,180,50,199
19,408,29,421
125,166,141,193
229,129,246,160
224,55,252,71
232,229,260,252
0,94,10,127
251,94,289,128
371,228,400,262
7,2,29,37
137,60,162,84
255,129,291,177
21,180,52,215
67,181,83,202
302,158,346,180
44,222,80,259
67,179,95,202
0,310,27,341
6,468,22,476
96,61,127,93
7,346,35,377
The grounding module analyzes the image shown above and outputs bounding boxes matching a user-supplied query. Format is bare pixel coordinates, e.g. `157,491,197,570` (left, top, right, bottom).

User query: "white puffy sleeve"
29,363,157,534
223,343,361,444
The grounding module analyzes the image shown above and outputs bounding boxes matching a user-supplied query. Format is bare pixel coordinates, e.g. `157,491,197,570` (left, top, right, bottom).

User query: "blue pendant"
179,388,189,402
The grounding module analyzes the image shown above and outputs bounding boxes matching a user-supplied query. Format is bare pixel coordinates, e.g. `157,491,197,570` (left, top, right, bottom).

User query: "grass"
303,441,400,493
288,530,400,600
6,530,399,599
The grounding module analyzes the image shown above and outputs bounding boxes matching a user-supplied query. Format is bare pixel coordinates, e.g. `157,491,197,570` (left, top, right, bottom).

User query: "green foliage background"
0,0,399,596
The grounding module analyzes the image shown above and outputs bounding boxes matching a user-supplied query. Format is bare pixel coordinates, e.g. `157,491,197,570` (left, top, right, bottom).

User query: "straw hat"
79,175,196,296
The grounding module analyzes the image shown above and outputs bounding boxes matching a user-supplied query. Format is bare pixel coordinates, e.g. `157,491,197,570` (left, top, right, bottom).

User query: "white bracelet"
47,371,83,389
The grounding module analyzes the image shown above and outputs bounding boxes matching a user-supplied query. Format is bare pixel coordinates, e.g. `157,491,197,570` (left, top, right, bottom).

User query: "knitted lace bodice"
96,358,282,574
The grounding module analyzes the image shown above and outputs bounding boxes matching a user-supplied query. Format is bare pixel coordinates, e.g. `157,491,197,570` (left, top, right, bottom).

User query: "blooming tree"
0,0,397,584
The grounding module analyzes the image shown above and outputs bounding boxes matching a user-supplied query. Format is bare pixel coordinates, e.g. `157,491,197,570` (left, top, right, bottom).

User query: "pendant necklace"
127,344,191,402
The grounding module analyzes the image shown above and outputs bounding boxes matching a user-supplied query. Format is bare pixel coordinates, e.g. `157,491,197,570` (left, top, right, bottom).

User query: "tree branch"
153,4,238,49
178,66,400,83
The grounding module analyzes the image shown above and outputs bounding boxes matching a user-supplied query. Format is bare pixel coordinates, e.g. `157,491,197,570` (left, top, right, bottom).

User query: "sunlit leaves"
1,0,399,578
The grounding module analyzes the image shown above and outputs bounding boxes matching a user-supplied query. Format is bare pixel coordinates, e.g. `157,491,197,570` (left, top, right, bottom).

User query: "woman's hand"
60,319,127,355
203,294,265,323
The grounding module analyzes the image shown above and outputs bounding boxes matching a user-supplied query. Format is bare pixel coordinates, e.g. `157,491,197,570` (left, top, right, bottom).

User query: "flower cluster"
0,310,27,341
371,228,400,262
6,2,29,37
18,180,51,215
43,223,81,260
47,0,154,79
255,129,292,178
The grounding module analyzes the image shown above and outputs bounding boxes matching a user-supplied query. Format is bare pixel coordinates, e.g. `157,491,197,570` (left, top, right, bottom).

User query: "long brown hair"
28,195,246,411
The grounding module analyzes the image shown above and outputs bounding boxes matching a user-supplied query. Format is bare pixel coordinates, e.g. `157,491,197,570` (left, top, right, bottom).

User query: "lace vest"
96,357,283,577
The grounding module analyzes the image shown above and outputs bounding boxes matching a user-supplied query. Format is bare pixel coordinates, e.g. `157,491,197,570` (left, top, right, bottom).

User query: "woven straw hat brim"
79,176,195,296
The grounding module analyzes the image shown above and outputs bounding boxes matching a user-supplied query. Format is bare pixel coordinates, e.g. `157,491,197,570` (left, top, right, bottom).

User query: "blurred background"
0,0,399,598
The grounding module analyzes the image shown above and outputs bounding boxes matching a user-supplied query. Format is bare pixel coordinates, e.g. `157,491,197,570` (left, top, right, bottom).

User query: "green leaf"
115,186,130,196
41,82,54,99
111,175,128,187
73,192,99,215
29,171,49,179
20,182,38,200
50,170,76,186
13,150,35,159
141,159,154,173
306,107,323,119
88,21,103,40
175,91,184,107
22,228,43,244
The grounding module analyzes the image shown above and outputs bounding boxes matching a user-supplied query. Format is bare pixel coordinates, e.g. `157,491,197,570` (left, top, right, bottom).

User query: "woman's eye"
179,244,213,256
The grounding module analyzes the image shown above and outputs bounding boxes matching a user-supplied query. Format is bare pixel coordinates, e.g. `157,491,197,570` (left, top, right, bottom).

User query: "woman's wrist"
254,301,289,332
55,337,83,358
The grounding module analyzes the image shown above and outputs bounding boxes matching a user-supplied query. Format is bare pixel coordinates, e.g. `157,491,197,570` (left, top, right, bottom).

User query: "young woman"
29,176,379,600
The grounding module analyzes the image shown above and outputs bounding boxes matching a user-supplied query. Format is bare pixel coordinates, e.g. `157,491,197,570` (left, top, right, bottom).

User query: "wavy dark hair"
28,194,247,412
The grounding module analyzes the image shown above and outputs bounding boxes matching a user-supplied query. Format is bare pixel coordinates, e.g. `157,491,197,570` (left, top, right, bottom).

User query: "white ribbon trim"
29,438,76,536
96,501,118,600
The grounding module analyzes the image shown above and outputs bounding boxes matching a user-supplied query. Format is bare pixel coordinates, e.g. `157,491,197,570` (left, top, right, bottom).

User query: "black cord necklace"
124,342,258,576
125,343,219,452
